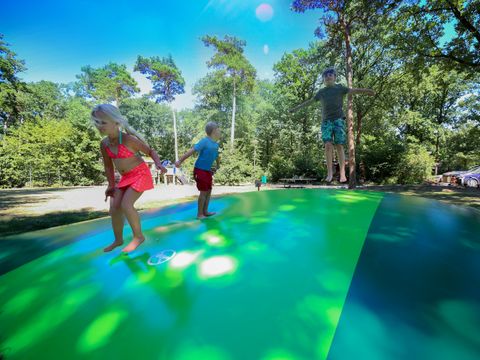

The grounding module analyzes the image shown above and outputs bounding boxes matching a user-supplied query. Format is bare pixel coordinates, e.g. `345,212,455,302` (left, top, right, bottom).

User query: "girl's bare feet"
104,240,124,252
204,212,216,217
121,236,145,253
197,215,207,220
325,175,333,183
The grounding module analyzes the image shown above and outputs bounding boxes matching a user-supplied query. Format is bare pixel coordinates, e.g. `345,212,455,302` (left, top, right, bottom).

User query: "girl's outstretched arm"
124,134,166,172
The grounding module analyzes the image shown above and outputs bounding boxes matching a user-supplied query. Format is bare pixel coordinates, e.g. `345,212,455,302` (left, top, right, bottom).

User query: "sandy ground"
0,184,269,216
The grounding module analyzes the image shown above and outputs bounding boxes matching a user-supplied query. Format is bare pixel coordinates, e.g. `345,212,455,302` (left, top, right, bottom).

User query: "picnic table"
279,176,317,188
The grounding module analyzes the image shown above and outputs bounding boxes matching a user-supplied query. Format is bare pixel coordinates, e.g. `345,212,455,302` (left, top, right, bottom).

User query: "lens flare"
256,4,274,22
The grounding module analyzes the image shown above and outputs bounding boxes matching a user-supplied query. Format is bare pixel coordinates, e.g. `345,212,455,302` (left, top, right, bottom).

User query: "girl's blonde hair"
91,103,145,142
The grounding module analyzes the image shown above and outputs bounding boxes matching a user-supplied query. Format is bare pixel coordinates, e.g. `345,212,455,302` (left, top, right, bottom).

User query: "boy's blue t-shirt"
194,137,219,171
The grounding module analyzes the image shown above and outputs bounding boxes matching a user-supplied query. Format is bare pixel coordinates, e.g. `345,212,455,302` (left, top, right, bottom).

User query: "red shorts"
194,167,213,191
117,162,154,192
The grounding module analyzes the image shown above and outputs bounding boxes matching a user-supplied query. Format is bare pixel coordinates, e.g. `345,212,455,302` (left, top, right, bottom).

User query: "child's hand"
105,187,115,202
174,160,182,168
211,166,217,174
156,163,168,175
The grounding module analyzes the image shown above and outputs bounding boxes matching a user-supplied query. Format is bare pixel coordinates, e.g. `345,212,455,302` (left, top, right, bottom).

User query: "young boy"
175,122,221,219
290,68,375,183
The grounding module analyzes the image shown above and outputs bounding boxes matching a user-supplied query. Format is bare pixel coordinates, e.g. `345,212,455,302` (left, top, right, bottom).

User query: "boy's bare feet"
325,175,333,183
104,240,124,252
204,212,216,217
339,176,347,183
121,236,145,253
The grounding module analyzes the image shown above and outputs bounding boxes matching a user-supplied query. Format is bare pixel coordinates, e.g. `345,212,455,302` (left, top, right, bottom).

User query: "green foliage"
395,0,480,70
16,81,67,122
75,62,139,104
396,144,436,184
0,33,28,129
1,19,480,189
268,155,295,182
119,97,175,160
134,55,185,103
360,134,404,183
214,147,260,185
0,117,102,188
201,35,256,93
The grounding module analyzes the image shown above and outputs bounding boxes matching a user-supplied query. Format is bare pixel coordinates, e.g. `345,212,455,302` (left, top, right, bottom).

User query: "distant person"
175,122,221,219
290,68,375,183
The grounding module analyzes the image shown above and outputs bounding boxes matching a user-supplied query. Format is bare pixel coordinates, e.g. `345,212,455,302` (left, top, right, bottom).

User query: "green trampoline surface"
1,189,479,359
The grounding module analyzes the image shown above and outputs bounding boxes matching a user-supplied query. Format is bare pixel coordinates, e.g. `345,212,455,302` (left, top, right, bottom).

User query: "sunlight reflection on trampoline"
199,256,237,278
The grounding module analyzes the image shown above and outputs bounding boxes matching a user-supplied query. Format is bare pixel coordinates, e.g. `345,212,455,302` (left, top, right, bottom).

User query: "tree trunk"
356,110,362,150
172,107,179,161
435,132,440,175
230,78,237,149
343,21,357,189
115,88,120,107
356,110,365,182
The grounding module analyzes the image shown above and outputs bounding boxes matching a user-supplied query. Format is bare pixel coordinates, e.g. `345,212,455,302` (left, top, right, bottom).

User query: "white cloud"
131,71,152,95
263,44,269,55
172,86,196,110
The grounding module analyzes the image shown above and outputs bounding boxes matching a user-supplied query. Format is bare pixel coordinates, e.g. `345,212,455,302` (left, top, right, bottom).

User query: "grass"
361,184,480,211
0,196,199,238
0,185,478,237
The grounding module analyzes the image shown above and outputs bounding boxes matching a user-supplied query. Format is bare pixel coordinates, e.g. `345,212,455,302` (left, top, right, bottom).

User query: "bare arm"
124,134,165,172
349,88,375,96
100,142,116,201
101,142,115,187
212,155,221,173
289,98,316,113
175,147,196,167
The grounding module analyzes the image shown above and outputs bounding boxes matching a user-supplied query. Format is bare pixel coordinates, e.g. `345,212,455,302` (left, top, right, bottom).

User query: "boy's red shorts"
194,167,213,191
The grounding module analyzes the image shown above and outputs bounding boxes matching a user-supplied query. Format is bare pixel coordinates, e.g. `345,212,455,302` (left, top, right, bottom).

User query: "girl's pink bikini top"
104,132,136,159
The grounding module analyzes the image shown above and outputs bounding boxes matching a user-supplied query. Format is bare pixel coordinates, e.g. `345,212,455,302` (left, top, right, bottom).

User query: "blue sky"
1,0,456,109
2,0,323,109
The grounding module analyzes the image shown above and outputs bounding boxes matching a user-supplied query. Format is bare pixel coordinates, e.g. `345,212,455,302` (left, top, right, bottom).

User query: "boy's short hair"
322,68,337,78
205,121,219,136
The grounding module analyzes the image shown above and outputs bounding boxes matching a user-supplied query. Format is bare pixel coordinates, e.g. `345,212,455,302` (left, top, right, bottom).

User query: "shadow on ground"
0,209,108,237
362,185,480,210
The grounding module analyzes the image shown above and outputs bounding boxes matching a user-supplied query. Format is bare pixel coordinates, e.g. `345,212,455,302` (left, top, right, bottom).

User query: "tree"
134,55,185,161
291,0,399,188
201,35,256,148
0,33,27,133
272,41,330,176
395,0,480,70
0,117,103,188
16,81,67,122
119,97,175,160
75,62,139,105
